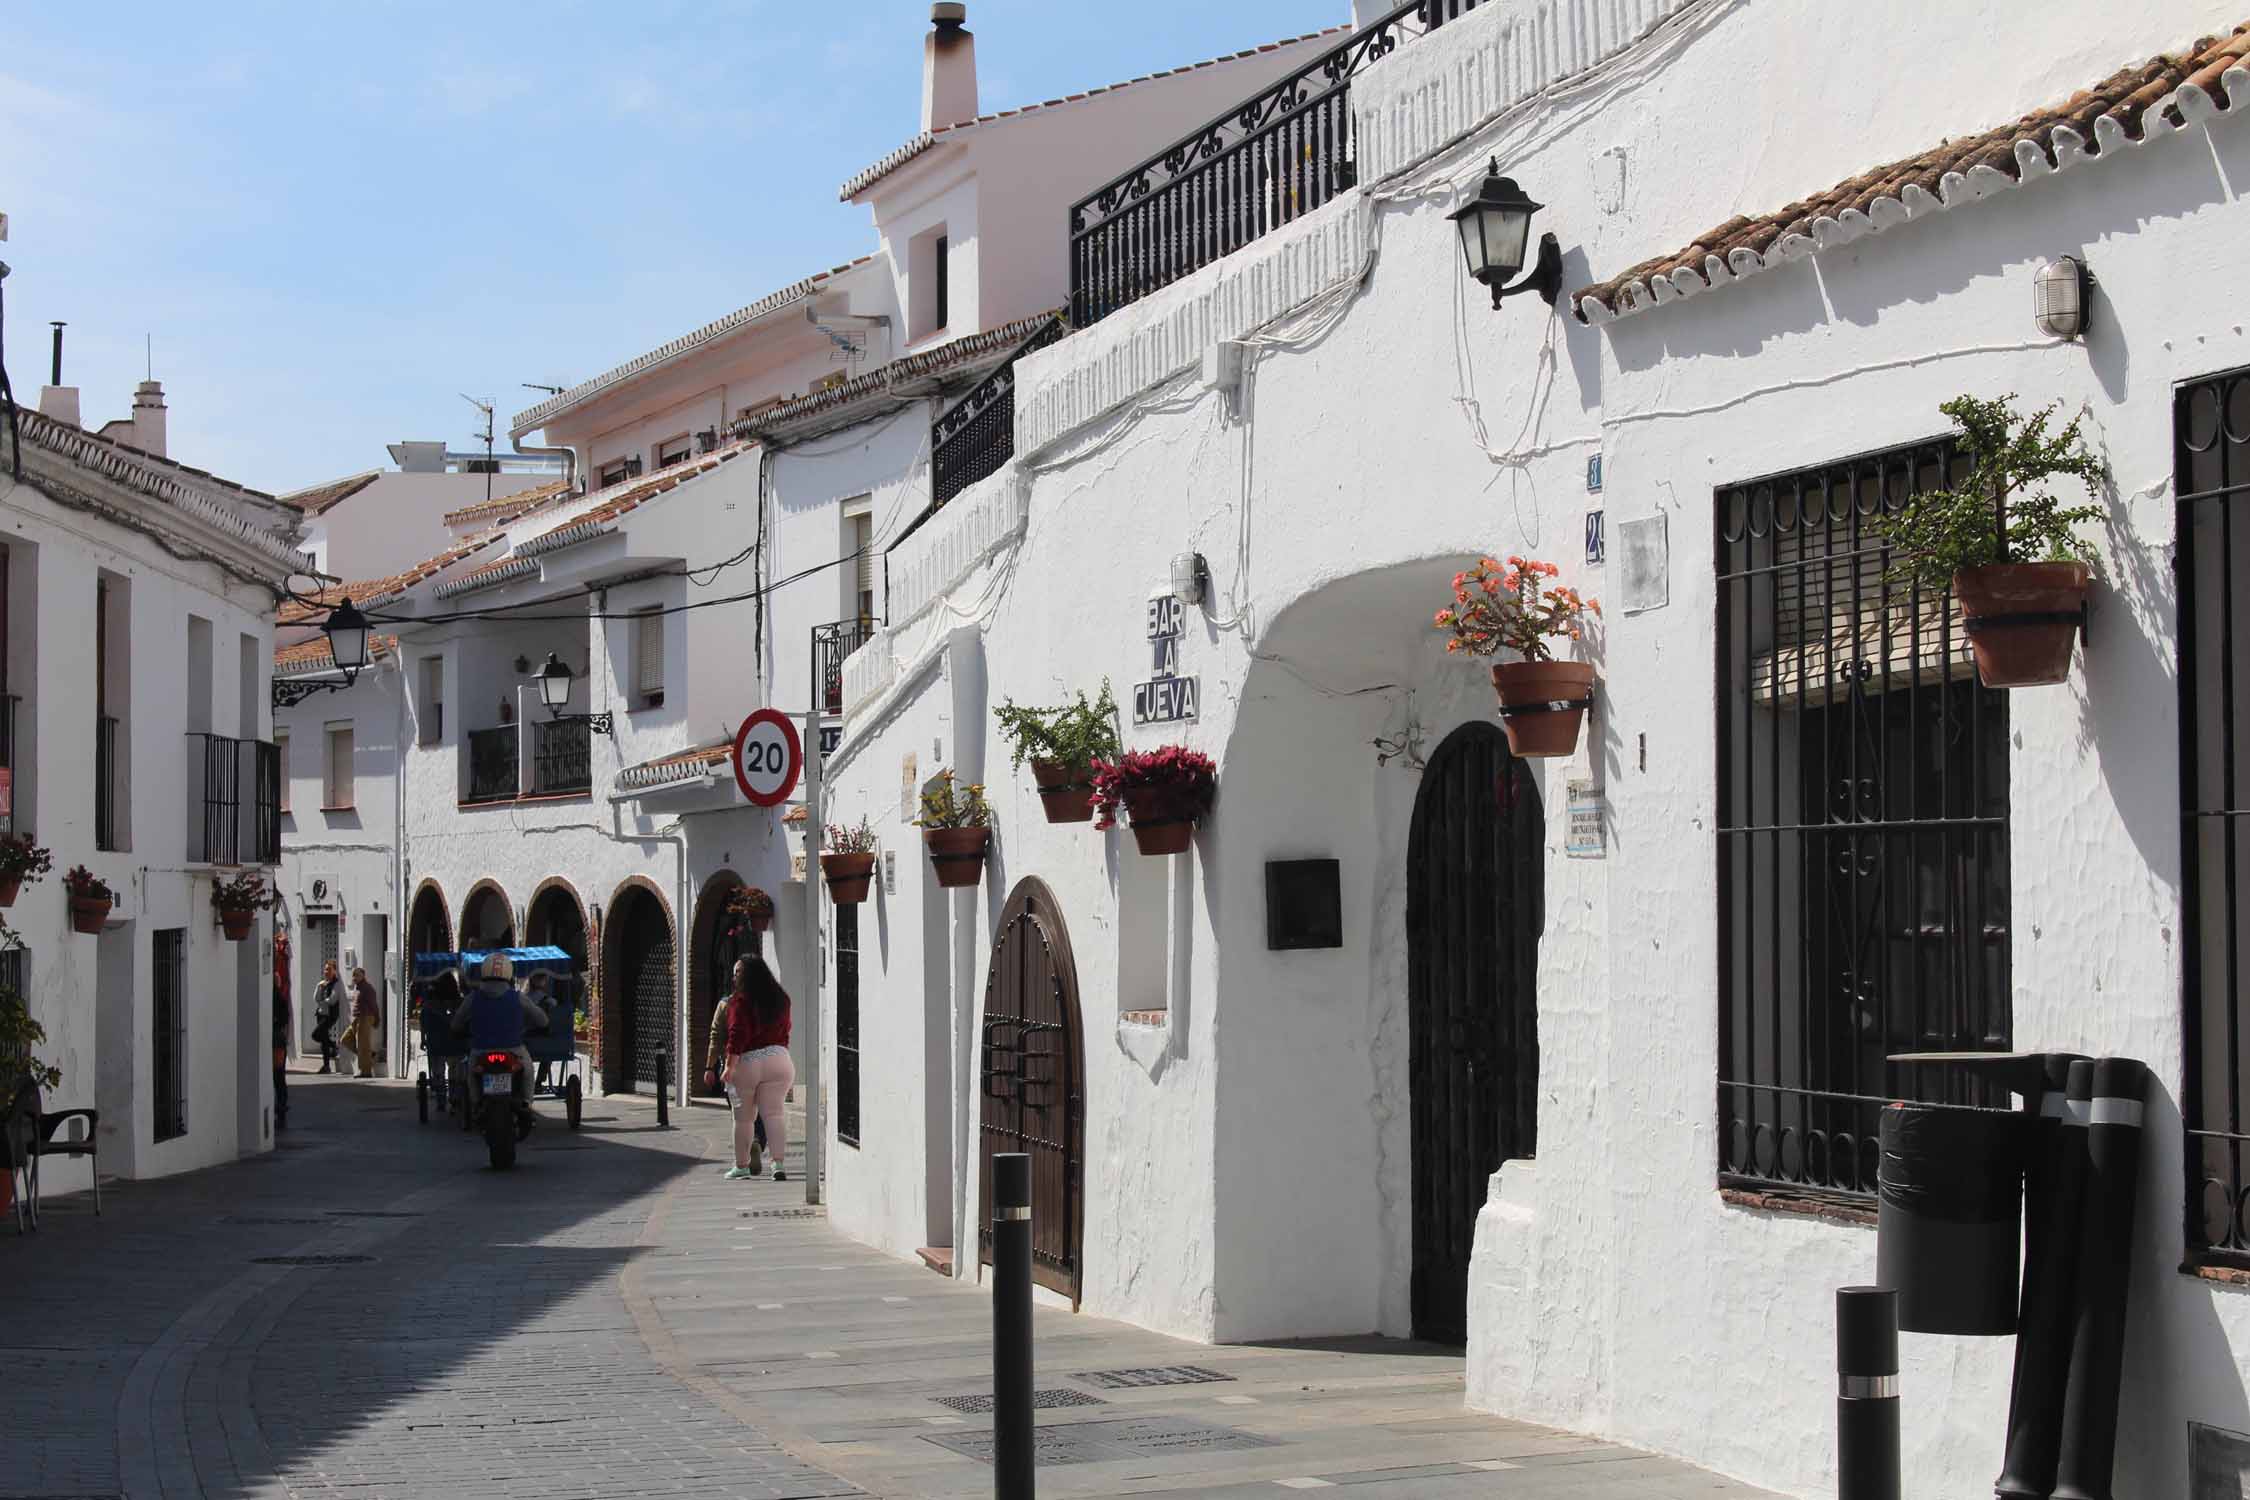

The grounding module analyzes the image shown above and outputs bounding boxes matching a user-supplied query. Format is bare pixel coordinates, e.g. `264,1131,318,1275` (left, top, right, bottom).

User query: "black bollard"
992,1152,1034,1500
1995,1055,2091,1500
1837,1285,1901,1500
657,1049,671,1129
2051,1057,2149,1500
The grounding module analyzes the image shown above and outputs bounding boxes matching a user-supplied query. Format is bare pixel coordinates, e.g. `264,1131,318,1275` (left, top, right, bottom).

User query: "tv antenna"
462,393,496,506
521,381,565,395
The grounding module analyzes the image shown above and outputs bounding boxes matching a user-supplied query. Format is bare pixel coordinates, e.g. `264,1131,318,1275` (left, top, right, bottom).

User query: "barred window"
2178,367,2250,1266
153,929,187,1143
836,904,860,1148
1715,438,2012,1201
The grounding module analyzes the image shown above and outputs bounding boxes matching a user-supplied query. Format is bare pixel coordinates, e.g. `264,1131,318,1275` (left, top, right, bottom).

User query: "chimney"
130,379,167,458
922,3,978,132
38,320,79,428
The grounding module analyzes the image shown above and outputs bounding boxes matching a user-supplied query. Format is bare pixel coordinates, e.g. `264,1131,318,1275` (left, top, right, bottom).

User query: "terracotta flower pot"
220,908,255,942
923,827,990,889
0,874,20,909
1123,784,1206,857
822,851,877,904
1030,759,1096,824
1952,561,2091,689
1490,660,1597,759
69,895,111,935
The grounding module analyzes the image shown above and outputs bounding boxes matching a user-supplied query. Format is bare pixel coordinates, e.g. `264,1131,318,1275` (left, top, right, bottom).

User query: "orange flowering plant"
1432,556,1597,661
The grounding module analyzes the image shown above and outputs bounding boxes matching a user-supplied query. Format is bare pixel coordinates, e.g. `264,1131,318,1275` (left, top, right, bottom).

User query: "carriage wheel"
566,1074,583,1130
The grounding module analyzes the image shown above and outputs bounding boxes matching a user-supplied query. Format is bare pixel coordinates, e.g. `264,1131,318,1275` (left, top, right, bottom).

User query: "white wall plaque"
1618,514,1669,614
1565,779,1605,859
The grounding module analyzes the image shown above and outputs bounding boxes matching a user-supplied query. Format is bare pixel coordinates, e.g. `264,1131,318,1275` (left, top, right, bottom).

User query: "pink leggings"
731,1046,793,1169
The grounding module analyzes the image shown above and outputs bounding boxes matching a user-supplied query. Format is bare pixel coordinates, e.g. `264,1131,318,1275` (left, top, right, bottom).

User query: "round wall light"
2034,255,2091,340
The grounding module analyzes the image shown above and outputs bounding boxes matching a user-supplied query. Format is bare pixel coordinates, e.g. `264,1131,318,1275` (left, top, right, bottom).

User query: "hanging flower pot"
1952,561,2090,689
1490,659,1598,759
219,907,256,942
923,827,990,888
1030,759,1097,824
1122,785,1202,856
0,835,54,910
70,896,112,935
0,875,20,909
1093,747,1217,857
821,851,877,905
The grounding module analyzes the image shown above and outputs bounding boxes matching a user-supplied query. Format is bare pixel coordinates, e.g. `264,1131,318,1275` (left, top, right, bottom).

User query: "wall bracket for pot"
1495,696,1595,719
1957,600,2090,647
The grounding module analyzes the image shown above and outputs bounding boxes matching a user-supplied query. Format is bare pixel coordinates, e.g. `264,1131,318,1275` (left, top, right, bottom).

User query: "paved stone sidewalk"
2,1077,1782,1498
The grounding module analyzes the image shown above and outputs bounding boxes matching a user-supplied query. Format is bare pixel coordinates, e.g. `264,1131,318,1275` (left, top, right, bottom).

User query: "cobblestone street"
2,1076,1776,1499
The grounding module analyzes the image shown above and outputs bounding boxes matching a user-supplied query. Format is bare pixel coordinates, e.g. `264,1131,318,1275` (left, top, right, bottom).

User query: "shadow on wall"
2074,467,2178,885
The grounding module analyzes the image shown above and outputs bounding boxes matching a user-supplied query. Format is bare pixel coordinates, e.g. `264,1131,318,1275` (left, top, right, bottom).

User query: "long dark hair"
739,955,788,1027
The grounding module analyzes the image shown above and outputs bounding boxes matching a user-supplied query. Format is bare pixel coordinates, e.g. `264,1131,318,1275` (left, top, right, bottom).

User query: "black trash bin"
1876,1100,2030,1335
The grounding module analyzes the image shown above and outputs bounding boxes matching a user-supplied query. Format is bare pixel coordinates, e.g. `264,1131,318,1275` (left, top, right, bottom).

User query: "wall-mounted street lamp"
272,597,373,707
1449,159,1563,310
532,652,614,736
2033,254,2091,340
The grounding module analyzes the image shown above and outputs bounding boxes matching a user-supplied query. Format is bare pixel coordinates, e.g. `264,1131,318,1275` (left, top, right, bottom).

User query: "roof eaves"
735,310,1064,441
433,556,540,599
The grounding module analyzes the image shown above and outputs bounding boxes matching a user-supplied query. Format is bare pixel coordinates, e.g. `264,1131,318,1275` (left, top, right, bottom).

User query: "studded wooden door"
1406,722,1544,1344
978,878,1085,1305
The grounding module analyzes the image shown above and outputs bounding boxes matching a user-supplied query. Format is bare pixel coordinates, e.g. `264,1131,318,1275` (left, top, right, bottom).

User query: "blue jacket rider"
450,954,549,1108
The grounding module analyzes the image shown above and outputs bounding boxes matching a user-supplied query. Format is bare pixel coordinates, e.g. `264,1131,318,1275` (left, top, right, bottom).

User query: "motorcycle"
470,1050,533,1169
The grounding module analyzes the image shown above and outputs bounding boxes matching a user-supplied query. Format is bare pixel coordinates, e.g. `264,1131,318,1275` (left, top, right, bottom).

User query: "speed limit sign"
731,708,803,808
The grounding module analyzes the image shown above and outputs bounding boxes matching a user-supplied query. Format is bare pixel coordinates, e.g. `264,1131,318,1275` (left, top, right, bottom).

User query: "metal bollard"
1837,1285,1901,1500
1996,1056,2092,1499
2051,1057,2149,1500
992,1152,1034,1500
656,1049,671,1129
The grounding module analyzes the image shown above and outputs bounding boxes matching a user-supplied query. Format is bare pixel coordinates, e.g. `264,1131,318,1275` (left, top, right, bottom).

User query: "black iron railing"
95,714,120,851
254,739,281,864
0,693,19,837
533,718,592,796
931,315,1066,509
1068,0,1482,327
813,618,874,715
466,725,519,804
189,733,243,865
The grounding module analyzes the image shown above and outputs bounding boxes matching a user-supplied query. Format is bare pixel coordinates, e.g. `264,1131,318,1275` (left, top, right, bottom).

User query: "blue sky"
0,1,1343,494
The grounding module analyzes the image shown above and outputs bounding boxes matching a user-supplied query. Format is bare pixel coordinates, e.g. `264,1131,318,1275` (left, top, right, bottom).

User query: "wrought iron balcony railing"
930,315,1066,511
95,714,121,851
466,725,520,804
184,733,282,866
533,718,593,796
814,617,875,716
1068,0,1483,328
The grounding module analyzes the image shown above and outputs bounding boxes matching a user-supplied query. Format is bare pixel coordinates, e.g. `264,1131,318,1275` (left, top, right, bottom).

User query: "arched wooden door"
1406,721,1544,1344
978,878,1085,1305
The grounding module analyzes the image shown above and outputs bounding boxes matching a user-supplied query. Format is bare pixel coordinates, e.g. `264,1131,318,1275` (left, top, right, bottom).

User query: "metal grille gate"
1406,723,1542,1346
979,878,1084,1305
613,893,675,1090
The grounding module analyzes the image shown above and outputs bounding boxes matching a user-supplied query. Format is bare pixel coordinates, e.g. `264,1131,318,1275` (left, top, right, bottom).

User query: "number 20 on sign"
732,708,803,807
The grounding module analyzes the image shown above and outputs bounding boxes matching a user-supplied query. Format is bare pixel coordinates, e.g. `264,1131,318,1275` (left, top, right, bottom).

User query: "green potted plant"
725,885,776,935
993,681,1122,824
0,834,53,909
915,772,991,889
1435,556,1599,758
211,871,275,942
821,818,879,905
64,865,113,935
1092,746,1217,856
1873,394,2107,688
0,922,57,1217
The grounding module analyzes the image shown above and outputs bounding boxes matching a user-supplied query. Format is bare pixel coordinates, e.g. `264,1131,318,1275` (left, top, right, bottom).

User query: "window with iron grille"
0,942,29,1018
153,929,187,1142
836,903,860,1147
1715,437,2012,1202
2176,366,2250,1267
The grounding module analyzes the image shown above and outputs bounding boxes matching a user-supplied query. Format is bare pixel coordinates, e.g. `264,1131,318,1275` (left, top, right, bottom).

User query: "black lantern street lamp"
532,652,614,736
1449,159,1563,310
272,596,374,707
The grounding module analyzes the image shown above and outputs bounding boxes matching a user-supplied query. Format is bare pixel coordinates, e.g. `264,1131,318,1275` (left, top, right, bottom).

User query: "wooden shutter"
326,726,353,808
636,612,665,699
852,515,874,618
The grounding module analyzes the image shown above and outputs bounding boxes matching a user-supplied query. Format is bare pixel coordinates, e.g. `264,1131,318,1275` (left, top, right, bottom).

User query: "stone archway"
600,878,675,1094
459,880,515,951
978,877,1086,1306
526,877,590,1042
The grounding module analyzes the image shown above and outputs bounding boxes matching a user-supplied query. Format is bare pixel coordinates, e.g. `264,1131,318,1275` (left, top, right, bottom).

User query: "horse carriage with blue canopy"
411,946,587,1130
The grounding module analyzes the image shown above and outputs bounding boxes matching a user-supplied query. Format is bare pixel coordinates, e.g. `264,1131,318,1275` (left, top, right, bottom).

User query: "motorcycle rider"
449,954,551,1134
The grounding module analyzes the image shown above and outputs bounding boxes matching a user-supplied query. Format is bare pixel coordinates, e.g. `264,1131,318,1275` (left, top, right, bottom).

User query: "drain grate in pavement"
253,1254,376,1267
925,1415,1274,1467
742,1207,824,1218
222,1215,329,1226
932,1389,1107,1414
1075,1364,1236,1390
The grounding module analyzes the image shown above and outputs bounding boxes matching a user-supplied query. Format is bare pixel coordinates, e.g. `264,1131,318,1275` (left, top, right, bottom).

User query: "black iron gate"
1406,722,1543,1345
979,878,1084,1305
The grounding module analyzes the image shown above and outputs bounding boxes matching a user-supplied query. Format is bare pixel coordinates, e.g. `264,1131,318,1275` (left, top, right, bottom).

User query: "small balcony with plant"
456,622,607,807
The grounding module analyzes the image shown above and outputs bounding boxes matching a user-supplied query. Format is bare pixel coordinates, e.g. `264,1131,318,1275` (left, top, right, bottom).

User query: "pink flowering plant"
1433,556,1598,661
1090,746,1217,832
825,816,878,855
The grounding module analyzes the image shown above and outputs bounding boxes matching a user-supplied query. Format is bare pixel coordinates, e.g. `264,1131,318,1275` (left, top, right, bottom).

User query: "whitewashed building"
815,2,2250,1496
3,374,301,1187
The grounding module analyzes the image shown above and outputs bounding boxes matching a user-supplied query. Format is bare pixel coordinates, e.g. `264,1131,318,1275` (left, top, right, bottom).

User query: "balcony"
185,732,283,866
1068,0,1484,327
466,725,520,804
929,315,1066,512
0,694,19,837
813,618,875,716
95,714,120,852
533,718,593,796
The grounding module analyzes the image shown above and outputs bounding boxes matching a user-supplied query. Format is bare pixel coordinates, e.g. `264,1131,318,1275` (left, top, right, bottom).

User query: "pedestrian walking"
347,965,382,1078
703,961,769,1176
271,976,290,1131
718,955,793,1182
310,961,343,1073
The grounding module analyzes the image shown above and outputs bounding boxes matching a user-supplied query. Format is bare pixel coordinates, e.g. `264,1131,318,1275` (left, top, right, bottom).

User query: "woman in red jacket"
720,956,794,1181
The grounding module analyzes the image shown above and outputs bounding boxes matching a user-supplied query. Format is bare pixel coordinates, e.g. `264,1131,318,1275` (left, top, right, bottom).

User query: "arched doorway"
601,882,675,1093
459,881,515,951
407,882,451,958
526,879,589,1030
688,872,762,1090
978,877,1085,1305
1406,721,1544,1344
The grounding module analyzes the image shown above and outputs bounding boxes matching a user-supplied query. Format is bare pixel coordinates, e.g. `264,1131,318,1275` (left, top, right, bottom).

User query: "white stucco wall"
304,471,553,583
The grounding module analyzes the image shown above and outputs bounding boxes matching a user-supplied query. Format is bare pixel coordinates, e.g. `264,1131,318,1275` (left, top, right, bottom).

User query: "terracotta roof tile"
1573,22,2250,325
837,26,1352,201
734,310,1064,441
276,533,505,624
274,634,397,674
616,739,733,791
440,477,575,527
278,470,382,516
